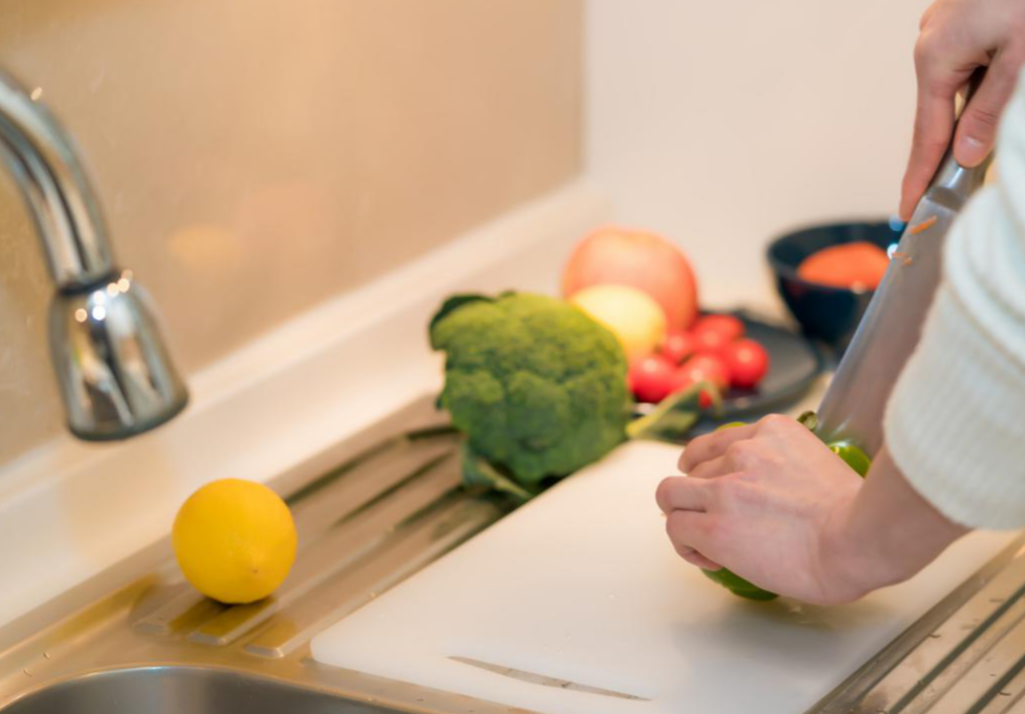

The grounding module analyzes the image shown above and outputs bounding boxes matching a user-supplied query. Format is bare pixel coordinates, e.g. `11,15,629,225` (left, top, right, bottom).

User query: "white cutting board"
311,441,1017,714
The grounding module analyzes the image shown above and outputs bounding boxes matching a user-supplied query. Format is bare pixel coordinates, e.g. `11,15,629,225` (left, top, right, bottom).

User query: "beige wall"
586,0,927,308
0,0,582,462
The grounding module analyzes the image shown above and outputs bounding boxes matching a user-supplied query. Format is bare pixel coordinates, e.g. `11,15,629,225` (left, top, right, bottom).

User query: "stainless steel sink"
5,394,1025,714
3,667,394,714
0,397,524,714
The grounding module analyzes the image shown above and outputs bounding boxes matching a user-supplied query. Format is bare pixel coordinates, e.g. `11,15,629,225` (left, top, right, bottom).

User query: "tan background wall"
586,0,928,308
0,0,582,463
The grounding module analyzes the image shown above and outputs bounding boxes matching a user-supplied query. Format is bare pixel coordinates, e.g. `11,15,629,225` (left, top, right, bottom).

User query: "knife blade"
815,83,992,455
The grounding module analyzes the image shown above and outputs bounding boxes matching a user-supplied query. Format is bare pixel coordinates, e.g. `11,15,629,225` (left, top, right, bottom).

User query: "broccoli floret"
430,292,631,486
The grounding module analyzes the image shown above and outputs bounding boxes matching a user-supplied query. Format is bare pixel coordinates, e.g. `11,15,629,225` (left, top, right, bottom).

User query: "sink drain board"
809,536,1025,714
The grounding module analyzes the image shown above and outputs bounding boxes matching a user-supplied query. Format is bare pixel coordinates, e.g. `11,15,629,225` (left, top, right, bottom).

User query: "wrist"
817,447,969,603
817,496,883,604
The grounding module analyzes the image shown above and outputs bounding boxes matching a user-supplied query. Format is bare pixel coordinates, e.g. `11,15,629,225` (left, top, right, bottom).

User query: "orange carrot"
797,241,889,289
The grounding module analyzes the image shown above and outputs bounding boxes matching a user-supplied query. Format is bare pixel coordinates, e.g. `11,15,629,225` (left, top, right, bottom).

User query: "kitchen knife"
815,80,993,455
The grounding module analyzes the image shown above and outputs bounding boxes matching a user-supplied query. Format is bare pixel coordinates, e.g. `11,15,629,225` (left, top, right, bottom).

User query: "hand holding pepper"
656,415,968,605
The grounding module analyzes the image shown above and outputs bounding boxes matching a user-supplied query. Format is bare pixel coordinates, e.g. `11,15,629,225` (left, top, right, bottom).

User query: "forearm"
825,447,969,598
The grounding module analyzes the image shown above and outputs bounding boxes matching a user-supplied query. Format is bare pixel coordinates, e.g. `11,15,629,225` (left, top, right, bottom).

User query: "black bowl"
767,219,902,349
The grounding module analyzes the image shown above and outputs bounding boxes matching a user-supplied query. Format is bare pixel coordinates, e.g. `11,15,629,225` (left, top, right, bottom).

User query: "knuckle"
655,478,674,508
725,440,759,468
966,104,1001,132
723,440,746,463
913,36,934,66
757,414,791,434
708,473,734,496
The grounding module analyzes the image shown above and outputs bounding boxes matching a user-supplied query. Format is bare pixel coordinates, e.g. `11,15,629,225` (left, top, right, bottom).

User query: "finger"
679,423,756,473
900,70,959,220
900,24,979,220
679,548,722,570
665,510,717,558
686,454,731,481
954,52,1020,167
655,476,714,514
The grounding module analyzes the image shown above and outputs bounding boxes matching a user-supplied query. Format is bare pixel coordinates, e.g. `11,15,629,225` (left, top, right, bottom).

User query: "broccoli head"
430,292,631,486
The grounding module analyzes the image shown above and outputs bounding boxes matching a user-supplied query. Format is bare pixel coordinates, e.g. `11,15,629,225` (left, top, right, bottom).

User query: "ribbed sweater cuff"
884,285,1025,530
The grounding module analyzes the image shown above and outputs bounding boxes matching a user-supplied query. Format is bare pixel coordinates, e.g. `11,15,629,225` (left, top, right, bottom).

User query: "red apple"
562,227,699,331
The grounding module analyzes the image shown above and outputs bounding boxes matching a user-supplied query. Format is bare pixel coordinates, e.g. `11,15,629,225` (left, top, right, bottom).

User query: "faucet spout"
0,69,188,440
0,72,114,288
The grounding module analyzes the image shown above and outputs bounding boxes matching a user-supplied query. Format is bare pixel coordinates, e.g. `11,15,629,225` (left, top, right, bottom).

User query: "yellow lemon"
172,478,297,604
570,284,667,362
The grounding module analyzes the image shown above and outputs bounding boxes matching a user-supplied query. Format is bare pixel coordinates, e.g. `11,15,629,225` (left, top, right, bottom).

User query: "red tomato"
693,314,745,340
680,353,730,389
691,327,730,355
670,371,715,409
628,354,677,403
722,338,770,389
691,314,745,354
672,353,730,408
660,329,696,364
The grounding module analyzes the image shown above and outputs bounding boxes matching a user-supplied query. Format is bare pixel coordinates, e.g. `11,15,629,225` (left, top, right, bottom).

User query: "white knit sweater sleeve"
883,72,1025,530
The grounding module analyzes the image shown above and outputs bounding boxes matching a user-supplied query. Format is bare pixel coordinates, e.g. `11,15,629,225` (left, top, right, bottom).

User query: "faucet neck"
0,70,114,289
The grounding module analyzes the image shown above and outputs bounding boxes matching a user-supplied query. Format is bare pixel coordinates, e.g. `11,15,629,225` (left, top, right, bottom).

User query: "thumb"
954,53,1021,167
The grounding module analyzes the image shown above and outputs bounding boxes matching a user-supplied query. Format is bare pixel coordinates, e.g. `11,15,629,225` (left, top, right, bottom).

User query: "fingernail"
956,135,986,167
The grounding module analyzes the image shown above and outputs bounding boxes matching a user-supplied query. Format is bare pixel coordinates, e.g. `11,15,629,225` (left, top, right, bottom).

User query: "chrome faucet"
0,69,187,440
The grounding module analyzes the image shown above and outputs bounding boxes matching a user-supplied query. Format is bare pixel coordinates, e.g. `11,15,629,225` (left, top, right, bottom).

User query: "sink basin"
3,667,396,714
